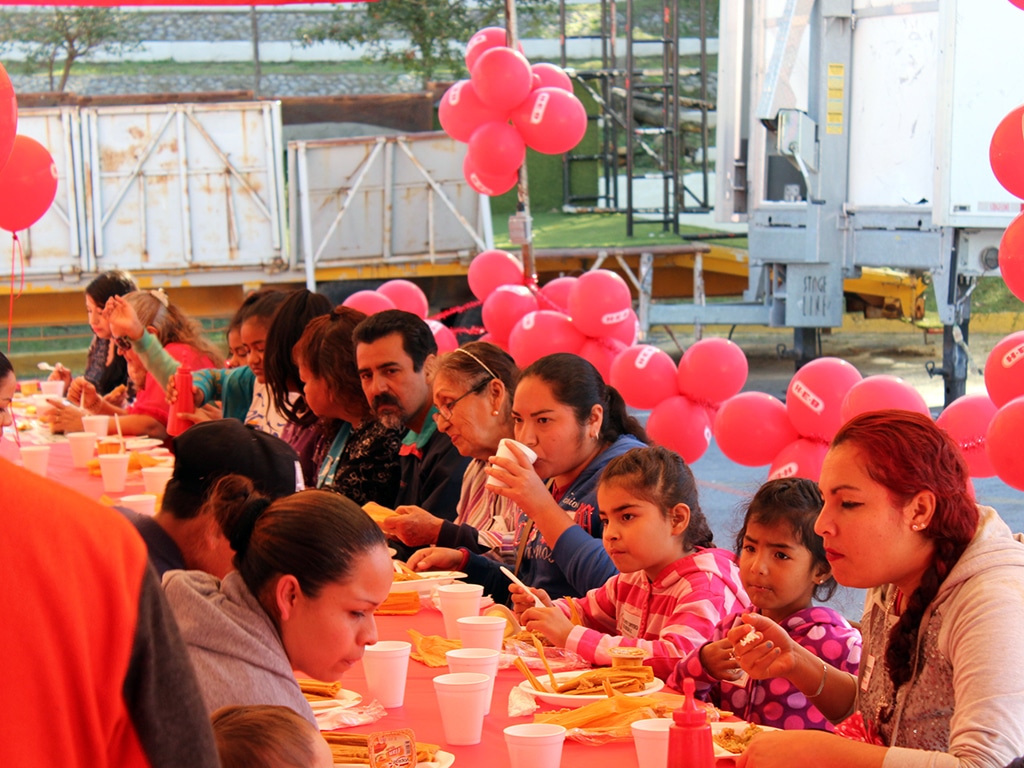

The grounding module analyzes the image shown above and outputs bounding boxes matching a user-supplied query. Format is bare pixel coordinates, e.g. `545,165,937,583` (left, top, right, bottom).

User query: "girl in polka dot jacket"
669,478,862,731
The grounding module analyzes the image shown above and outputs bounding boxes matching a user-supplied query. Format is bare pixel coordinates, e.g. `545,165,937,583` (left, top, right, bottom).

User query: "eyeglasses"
433,377,491,423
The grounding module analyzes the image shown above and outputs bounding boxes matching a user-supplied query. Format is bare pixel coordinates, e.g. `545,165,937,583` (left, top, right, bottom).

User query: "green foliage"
0,7,141,92
299,0,554,88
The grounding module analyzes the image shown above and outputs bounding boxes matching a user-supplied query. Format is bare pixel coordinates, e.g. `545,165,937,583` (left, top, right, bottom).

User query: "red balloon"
471,47,534,113
989,105,1024,199
999,213,1024,303
0,63,16,173
482,284,538,344
537,275,576,313
786,357,863,441
465,27,510,71
578,337,627,382
567,269,633,338
839,375,930,423
986,396,1024,491
647,395,713,464
609,344,679,410
0,135,58,234
984,330,1024,407
508,310,586,367
1010,0,1024,8
531,63,573,92
714,392,799,467
468,249,524,301
377,279,428,318
467,122,525,179
510,87,588,155
936,393,999,478
342,290,395,316
463,153,518,197
768,438,829,483
677,338,749,406
439,80,508,143
426,319,459,354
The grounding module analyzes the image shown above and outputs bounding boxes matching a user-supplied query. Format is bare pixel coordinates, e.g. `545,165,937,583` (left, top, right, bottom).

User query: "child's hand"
699,639,745,682
509,583,552,617
104,295,145,340
179,403,223,424
728,613,798,680
520,604,574,648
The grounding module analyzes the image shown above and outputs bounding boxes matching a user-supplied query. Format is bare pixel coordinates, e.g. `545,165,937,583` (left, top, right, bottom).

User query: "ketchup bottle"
667,677,715,768
166,366,194,437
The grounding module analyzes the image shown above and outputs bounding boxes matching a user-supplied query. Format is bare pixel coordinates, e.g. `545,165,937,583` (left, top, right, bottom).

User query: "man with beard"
354,310,470,528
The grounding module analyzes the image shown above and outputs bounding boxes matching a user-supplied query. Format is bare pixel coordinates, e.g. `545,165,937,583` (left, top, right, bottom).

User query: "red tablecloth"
1,436,149,500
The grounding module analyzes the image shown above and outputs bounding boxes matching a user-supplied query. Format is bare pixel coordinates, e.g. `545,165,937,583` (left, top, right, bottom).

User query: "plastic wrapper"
315,698,387,730
500,636,587,671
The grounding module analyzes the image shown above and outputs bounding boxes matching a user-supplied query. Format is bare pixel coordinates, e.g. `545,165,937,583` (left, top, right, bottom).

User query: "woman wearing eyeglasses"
380,342,522,563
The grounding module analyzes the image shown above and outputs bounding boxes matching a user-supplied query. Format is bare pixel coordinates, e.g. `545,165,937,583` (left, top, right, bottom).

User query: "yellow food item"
407,629,461,667
375,591,421,615
362,502,397,525
551,666,654,695
392,560,422,582
298,678,343,700
609,647,647,668
484,604,520,638
713,723,763,754
321,730,438,765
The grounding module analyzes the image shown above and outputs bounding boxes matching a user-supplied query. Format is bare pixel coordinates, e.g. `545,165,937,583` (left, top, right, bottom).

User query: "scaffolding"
558,0,714,235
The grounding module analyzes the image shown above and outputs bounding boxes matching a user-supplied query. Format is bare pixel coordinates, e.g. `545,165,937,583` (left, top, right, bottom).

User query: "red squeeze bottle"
166,366,194,437
667,677,715,768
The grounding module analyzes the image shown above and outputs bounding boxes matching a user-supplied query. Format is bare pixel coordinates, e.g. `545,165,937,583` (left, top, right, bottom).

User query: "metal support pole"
505,0,536,285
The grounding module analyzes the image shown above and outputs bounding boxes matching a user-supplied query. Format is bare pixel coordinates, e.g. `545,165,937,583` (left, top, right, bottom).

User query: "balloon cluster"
439,27,588,197
339,279,458,353
0,63,58,234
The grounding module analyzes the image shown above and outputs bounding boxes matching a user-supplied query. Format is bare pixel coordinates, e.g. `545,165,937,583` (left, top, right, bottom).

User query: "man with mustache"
354,310,470,536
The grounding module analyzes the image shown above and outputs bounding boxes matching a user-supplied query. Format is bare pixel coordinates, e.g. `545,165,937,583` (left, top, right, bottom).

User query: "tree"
0,7,141,93
300,0,554,90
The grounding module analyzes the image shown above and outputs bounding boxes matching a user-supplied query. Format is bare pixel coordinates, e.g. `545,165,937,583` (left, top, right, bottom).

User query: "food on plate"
549,666,655,695
534,692,666,731
298,678,343,701
375,591,421,615
713,723,764,754
392,560,423,582
407,628,461,667
362,501,397,525
511,628,553,647
321,729,439,765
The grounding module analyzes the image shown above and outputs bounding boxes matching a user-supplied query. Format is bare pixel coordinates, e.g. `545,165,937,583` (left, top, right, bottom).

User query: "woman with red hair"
729,410,1024,768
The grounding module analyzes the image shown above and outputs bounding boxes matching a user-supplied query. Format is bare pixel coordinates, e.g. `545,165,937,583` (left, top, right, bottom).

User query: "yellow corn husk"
407,628,461,667
298,678,343,699
322,732,439,764
554,666,654,694
533,693,667,730
375,591,421,615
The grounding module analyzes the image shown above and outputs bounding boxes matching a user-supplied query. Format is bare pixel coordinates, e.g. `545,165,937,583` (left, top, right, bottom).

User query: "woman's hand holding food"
46,401,85,435
728,613,799,680
700,638,745,682
520,602,573,648
382,505,444,548
103,295,145,341
407,546,464,572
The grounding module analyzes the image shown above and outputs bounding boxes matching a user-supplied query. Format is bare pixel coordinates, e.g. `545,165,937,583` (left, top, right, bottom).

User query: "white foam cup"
455,615,507,652
98,452,130,493
631,718,673,768
120,494,157,516
445,647,500,715
66,431,97,468
437,582,484,639
40,380,65,397
141,465,174,496
362,640,411,708
81,414,110,437
504,723,567,768
433,672,491,745
488,438,538,488
20,445,51,475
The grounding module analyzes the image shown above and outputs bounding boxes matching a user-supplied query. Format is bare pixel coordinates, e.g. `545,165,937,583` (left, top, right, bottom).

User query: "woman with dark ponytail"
410,352,649,604
729,410,1024,768
164,478,393,725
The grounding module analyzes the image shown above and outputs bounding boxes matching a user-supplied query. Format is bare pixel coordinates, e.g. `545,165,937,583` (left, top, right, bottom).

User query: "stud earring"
492,410,499,416
912,524,921,531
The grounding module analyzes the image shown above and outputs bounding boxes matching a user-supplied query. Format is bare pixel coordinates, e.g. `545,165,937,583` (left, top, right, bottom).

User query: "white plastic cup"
445,648,500,715
488,438,538,488
98,452,130,493
20,445,51,476
631,718,673,768
40,380,65,397
120,493,157,516
437,582,484,639
433,672,491,746
504,723,567,768
456,615,507,652
141,465,174,496
81,414,110,437
362,640,411,708
66,431,98,468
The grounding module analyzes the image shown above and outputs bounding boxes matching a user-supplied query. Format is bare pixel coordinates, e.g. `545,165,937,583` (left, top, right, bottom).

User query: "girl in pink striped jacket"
510,445,751,680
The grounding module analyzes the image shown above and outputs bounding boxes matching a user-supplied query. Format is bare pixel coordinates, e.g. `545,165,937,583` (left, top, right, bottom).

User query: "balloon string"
7,233,24,354
429,298,482,322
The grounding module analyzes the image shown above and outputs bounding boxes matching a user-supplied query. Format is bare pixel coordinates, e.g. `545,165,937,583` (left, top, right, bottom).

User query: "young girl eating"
511,445,750,680
670,477,861,730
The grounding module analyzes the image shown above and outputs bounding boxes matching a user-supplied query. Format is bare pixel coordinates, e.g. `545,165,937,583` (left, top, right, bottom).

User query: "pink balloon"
1010,0,1024,9
463,153,518,197
510,87,588,155
0,135,58,233
768,438,830,483
609,344,679,410
714,392,799,467
342,290,395,316
989,105,1024,199
426,319,459,354
471,47,534,113
567,269,633,338
537,275,577,313
984,330,1024,407
508,310,586,367
604,308,640,346
647,395,713,464
999,213,1024,303
482,284,538,344
465,27,510,71
467,121,525,179
468,249,524,301
936,393,999,478
578,337,627,382
839,375,930,423
0,62,16,173
377,279,428,318
531,62,573,92
677,338,749,406
439,80,507,143
786,357,863,441
986,396,1024,491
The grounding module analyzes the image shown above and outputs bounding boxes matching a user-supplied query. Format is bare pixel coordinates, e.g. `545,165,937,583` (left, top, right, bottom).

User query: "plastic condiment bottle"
166,366,194,437
667,677,715,768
